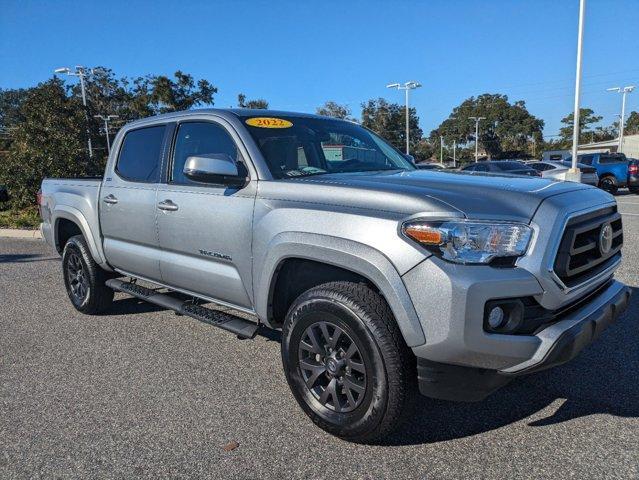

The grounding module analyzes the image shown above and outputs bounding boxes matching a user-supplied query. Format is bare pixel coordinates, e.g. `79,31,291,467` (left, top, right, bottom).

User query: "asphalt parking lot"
1,194,638,479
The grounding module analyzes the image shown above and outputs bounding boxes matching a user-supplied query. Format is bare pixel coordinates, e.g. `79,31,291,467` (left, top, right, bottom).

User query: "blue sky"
1,0,638,138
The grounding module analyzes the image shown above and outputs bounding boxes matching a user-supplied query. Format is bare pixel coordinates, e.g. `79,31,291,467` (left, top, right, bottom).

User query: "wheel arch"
255,232,426,347
598,172,618,183
52,206,107,266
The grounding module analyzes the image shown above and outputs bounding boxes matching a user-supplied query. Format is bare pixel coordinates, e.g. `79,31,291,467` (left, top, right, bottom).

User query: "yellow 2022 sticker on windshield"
245,117,293,128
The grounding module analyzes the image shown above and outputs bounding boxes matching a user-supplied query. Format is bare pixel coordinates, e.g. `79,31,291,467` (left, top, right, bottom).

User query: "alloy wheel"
297,321,367,412
66,252,89,303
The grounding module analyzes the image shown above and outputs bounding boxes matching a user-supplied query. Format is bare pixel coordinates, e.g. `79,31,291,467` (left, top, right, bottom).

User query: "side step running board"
106,279,259,339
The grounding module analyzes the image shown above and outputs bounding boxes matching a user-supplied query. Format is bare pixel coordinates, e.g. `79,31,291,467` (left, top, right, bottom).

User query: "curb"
0,228,43,239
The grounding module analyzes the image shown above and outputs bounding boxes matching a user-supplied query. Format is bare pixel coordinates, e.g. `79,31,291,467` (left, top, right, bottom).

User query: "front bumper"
500,280,630,375
412,279,630,401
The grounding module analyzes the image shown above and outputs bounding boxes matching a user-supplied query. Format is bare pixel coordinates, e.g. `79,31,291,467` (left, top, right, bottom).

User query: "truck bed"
39,177,106,265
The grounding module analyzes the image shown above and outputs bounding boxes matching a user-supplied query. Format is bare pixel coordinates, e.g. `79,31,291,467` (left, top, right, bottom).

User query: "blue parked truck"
563,153,631,194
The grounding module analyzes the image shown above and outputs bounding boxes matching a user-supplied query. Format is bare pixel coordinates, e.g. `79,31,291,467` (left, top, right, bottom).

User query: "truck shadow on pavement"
102,283,638,446
104,296,167,316
0,253,59,263
383,285,639,446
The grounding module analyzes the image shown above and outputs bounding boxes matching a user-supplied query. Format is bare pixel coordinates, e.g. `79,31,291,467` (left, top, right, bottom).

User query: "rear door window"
599,155,624,164
577,155,594,165
116,125,166,182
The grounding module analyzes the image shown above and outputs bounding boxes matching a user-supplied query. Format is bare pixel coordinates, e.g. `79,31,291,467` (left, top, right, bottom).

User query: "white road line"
620,212,639,216
616,201,639,205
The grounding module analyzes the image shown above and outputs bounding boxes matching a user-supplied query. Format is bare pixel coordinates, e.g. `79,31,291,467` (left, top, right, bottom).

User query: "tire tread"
283,281,414,443
62,235,114,314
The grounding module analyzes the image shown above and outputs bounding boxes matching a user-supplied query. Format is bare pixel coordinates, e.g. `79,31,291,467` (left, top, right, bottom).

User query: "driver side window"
171,122,239,184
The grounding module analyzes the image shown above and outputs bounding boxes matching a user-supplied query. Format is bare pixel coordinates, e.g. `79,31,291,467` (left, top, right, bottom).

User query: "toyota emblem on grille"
599,223,613,255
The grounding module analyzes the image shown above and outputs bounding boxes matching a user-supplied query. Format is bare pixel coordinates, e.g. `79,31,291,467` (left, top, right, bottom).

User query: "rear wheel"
62,235,113,314
599,175,618,194
281,281,414,443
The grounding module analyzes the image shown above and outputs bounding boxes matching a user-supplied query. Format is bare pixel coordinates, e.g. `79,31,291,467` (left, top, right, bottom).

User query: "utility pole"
55,66,103,158
453,140,457,168
532,136,536,158
567,0,586,181
94,114,119,153
440,135,444,166
607,85,635,153
468,116,485,162
386,81,422,155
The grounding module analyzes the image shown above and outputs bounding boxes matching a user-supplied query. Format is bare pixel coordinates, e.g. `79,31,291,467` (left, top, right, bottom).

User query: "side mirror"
183,154,246,187
0,186,8,203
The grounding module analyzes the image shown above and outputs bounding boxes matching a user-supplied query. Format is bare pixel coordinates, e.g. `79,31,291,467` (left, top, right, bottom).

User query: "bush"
0,207,40,229
0,79,98,210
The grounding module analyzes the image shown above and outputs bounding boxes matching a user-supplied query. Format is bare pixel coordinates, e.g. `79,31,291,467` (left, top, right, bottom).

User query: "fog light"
487,306,505,329
484,299,525,334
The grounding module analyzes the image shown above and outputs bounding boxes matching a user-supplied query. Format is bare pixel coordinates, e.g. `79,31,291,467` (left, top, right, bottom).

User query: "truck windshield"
242,115,415,178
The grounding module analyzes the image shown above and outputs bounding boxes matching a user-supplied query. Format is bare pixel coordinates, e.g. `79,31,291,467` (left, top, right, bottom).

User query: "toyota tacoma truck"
39,109,631,443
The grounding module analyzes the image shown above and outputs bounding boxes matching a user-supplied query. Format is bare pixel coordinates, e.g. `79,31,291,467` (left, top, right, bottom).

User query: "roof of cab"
125,108,339,128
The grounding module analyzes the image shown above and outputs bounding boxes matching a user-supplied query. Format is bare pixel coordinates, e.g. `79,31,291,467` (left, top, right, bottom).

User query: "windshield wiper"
333,167,407,174
283,170,329,179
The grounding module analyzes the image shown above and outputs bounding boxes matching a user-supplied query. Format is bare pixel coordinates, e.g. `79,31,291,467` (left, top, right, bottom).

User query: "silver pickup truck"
40,109,631,443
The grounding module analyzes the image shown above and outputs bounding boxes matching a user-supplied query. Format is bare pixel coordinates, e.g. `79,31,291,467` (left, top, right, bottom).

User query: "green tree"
0,79,89,208
0,88,28,130
412,139,435,162
145,71,216,114
316,101,354,120
0,88,28,152
430,94,544,160
558,108,602,147
1,69,218,211
625,111,639,136
237,93,268,109
360,98,422,153
70,68,217,164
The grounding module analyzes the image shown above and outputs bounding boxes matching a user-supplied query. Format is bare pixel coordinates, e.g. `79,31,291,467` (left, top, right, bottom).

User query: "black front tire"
62,235,114,314
599,176,619,195
281,281,414,443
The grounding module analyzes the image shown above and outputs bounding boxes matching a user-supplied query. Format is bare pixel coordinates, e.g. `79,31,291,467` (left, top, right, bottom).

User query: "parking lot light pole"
468,116,485,162
440,136,444,166
567,0,586,182
55,66,95,158
94,114,119,153
386,81,422,155
607,85,635,152
453,140,457,168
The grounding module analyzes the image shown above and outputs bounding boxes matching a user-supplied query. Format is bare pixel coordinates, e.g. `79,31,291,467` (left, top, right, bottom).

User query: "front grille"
553,206,623,288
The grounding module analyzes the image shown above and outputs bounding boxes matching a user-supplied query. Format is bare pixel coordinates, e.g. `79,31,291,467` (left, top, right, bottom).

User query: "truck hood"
291,169,596,221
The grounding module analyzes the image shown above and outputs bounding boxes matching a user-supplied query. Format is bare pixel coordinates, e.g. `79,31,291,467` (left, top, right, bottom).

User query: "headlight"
402,220,533,264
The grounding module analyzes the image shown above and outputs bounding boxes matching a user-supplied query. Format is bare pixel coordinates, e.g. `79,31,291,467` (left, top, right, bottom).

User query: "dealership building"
577,134,639,158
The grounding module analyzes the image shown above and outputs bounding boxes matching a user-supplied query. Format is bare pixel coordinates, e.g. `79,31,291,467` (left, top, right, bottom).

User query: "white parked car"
527,161,599,185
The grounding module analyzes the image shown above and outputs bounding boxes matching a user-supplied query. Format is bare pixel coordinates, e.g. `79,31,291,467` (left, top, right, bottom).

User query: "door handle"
157,199,179,211
103,194,118,204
